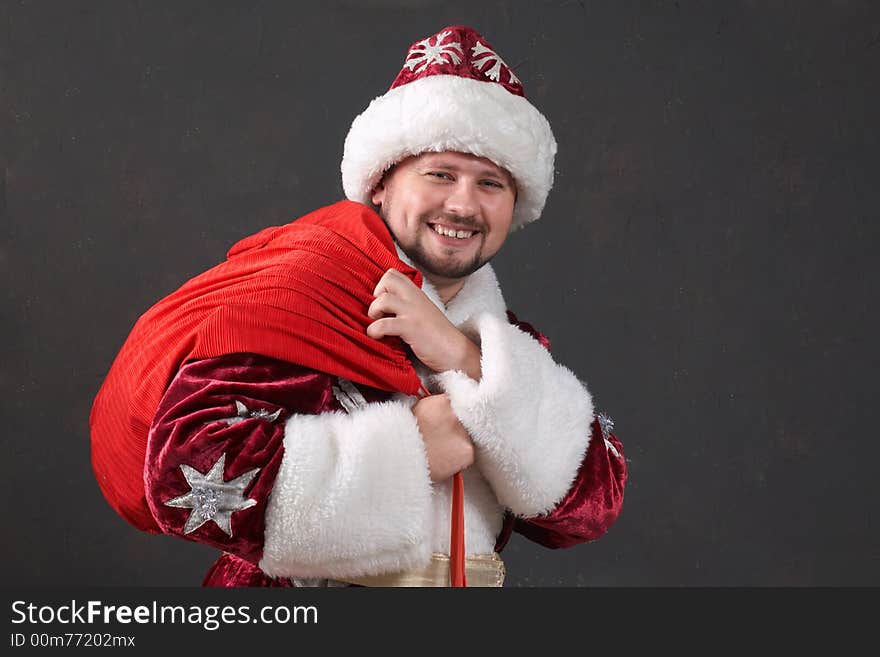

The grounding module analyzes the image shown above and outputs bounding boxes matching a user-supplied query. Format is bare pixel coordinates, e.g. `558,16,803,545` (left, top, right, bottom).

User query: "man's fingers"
366,317,401,340
372,268,413,297
367,292,403,320
373,269,400,297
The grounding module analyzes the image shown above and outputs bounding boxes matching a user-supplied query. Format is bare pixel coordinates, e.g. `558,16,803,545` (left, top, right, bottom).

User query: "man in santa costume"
90,25,627,587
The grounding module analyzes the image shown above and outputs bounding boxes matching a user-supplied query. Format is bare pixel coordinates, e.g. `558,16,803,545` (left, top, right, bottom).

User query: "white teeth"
432,224,474,239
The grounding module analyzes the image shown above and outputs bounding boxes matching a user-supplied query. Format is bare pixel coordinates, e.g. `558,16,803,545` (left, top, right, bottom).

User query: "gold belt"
341,552,505,587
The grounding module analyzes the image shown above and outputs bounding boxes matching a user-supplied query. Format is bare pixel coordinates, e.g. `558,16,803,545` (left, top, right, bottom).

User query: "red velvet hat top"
389,25,525,98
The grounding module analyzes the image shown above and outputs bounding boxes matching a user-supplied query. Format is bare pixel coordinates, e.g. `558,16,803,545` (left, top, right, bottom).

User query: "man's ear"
371,181,386,207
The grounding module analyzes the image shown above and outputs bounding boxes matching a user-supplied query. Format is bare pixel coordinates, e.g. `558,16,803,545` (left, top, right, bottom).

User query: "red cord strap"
417,383,466,587
450,471,467,587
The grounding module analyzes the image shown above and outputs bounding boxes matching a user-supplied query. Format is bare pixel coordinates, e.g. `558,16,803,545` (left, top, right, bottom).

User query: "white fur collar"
394,245,508,327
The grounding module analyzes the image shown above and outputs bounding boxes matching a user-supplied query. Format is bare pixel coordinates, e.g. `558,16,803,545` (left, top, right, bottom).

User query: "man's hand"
411,393,475,482
366,268,481,378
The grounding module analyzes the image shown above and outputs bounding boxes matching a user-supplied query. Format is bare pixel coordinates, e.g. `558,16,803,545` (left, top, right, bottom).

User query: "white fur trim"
429,466,504,555
432,312,594,517
260,401,433,579
342,75,557,229
443,262,508,326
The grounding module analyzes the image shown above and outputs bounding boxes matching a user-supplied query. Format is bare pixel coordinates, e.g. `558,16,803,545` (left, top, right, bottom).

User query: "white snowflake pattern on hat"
404,30,464,73
471,40,521,86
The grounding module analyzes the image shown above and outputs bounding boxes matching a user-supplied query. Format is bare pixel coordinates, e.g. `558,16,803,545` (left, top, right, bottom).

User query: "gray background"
2,0,877,586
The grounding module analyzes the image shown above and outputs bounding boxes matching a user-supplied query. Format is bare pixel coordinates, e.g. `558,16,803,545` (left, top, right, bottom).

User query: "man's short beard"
377,205,490,279
401,236,487,280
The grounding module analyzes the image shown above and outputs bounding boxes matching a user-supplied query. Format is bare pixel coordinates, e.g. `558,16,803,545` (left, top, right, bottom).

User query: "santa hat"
341,25,557,229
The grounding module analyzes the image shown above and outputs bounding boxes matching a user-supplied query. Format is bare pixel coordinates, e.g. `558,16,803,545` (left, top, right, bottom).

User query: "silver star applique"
597,412,621,458
164,453,260,536
208,400,282,427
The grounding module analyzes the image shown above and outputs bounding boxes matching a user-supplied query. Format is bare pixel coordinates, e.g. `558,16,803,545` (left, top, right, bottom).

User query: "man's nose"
444,181,480,219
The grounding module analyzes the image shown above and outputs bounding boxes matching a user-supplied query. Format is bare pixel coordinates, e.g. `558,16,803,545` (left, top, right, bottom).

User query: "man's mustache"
423,213,484,231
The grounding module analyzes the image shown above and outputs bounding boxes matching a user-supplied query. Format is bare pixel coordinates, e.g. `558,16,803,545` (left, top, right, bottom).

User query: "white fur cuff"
260,402,433,579
433,313,594,517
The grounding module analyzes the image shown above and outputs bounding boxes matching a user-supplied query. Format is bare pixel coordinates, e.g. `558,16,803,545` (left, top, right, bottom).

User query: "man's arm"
495,415,626,551
144,353,435,580
432,311,627,545
364,268,627,546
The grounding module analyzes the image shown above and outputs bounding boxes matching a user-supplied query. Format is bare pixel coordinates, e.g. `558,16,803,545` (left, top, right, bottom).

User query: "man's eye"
481,180,504,189
428,171,452,180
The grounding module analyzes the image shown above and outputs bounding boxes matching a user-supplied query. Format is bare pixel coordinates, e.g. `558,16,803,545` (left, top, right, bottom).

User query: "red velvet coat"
145,311,627,587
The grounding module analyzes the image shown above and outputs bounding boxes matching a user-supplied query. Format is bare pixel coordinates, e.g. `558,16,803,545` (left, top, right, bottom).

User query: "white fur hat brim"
341,75,557,229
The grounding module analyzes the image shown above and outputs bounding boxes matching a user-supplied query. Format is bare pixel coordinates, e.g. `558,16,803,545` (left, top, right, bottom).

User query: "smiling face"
371,151,517,289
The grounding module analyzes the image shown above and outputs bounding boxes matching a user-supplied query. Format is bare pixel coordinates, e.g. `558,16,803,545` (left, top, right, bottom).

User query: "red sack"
89,201,423,532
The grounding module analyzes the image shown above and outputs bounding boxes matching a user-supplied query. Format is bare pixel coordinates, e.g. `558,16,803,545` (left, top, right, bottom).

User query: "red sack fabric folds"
90,200,424,532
